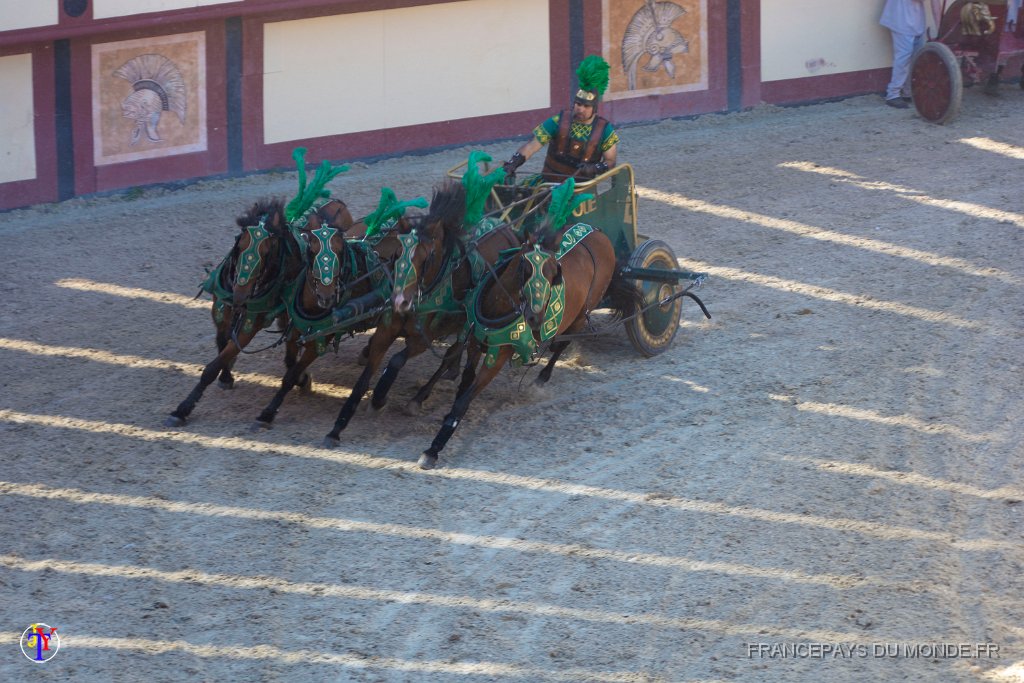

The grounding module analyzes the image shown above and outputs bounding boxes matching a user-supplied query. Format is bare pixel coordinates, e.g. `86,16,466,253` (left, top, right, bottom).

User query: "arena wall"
761,0,891,82
0,0,900,211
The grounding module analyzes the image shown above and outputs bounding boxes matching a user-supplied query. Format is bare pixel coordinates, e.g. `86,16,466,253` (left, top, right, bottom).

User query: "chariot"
447,161,710,356
911,0,1024,123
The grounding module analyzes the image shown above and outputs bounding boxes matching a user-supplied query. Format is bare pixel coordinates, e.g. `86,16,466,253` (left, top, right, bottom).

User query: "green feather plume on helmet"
542,178,593,235
576,54,610,100
285,147,350,223
362,187,428,238
462,150,506,226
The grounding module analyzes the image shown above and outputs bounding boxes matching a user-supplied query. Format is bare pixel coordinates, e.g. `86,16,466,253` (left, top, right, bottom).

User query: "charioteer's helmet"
573,55,610,110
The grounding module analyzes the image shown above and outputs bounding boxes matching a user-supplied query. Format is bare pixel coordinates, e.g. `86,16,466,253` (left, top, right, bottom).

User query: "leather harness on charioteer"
536,111,618,182
503,54,617,183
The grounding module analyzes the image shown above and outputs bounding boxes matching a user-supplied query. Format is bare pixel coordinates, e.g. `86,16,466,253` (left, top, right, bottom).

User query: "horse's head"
390,180,466,314
230,199,290,309
299,205,352,309
391,221,438,315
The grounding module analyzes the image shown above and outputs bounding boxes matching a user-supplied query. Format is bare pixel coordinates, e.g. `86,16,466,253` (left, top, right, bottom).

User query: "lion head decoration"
113,53,187,146
621,0,690,91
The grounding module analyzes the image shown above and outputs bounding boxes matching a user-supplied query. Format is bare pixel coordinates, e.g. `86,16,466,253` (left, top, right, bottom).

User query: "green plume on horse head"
461,151,506,226
285,147,349,223
537,177,593,241
362,187,428,238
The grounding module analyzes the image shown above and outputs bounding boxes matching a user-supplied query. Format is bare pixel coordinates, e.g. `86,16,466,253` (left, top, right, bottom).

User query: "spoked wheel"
911,42,963,124
624,239,683,357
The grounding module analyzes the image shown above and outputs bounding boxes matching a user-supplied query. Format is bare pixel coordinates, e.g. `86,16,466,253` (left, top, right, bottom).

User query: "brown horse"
251,202,414,429
322,180,521,447
416,220,640,469
165,198,346,427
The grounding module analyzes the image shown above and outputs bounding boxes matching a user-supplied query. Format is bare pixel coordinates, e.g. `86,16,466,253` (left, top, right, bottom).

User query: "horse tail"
604,260,644,321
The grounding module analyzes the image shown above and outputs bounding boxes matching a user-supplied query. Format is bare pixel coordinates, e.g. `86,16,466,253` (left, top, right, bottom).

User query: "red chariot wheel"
910,42,963,124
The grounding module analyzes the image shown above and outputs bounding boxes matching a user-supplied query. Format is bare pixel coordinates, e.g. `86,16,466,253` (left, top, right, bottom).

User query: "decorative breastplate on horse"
467,224,593,368
201,260,234,326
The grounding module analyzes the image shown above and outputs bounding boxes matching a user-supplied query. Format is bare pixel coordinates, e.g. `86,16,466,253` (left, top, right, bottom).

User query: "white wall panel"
762,0,891,82
263,0,550,144
0,0,57,32
93,0,236,20
0,53,36,184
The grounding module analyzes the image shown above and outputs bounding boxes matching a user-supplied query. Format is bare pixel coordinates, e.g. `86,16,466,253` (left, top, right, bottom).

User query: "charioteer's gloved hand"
503,152,526,178
578,161,609,179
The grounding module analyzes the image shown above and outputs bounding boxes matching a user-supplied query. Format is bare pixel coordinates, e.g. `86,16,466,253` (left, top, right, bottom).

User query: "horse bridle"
304,224,350,309
393,227,449,309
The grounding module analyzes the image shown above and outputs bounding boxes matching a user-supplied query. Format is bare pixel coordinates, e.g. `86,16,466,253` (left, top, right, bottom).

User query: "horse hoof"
164,415,186,428
322,435,341,449
370,401,386,415
299,375,314,395
251,420,272,431
417,453,438,470
218,379,235,390
403,400,423,417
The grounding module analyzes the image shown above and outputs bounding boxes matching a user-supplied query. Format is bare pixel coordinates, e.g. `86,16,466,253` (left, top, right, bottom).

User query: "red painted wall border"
762,68,889,105
0,42,58,209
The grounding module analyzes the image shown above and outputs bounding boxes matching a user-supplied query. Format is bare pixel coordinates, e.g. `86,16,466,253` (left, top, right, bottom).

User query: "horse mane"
426,179,467,258
228,198,294,284
530,216,561,251
236,198,287,230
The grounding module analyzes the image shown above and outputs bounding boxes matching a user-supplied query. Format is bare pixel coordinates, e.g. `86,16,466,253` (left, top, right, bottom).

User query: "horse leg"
536,338,572,385
371,332,433,411
282,336,314,394
253,338,319,430
323,329,394,448
405,341,464,415
214,326,236,389
166,330,256,427
418,345,509,470
441,346,462,381
369,347,409,412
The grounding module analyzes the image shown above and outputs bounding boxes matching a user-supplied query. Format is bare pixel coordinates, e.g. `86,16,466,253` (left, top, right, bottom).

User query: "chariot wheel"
624,239,683,357
910,41,963,124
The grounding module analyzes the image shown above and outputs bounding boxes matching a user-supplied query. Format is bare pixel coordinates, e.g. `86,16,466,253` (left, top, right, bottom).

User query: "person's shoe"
885,97,909,109
901,96,912,102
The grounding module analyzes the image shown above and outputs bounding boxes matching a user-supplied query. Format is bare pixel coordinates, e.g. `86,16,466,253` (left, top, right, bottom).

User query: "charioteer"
502,54,619,183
